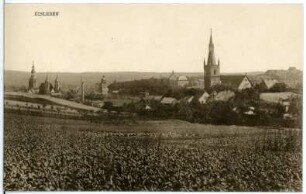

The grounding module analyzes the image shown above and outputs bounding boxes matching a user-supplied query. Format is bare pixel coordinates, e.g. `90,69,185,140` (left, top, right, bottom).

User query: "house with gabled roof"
168,71,190,88
220,74,253,91
247,75,279,90
198,92,210,104
178,76,189,87
214,90,235,102
263,78,279,89
220,74,279,91
259,92,297,104
160,97,178,105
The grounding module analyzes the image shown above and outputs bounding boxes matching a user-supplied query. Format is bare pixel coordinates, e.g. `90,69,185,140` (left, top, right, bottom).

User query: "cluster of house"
138,89,297,118
168,71,279,92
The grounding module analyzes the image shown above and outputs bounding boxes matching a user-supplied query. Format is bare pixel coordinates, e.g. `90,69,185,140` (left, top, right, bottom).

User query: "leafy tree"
288,96,302,128
229,88,259,117
177,102,194,121
254,82,268,92
289,96,302,116
85,92,103,100
164,88,203,100
103,101,114,111
207,84,232,93
206,101,235,125
236,88,259,100
271,104,285,118
63,89,78,100
269,83,287,92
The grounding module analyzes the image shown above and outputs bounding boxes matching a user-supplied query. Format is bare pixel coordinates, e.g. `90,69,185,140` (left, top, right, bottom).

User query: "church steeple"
54,74,60,93
28,61,37,91
31,61,36,74
204,29,221,89
209,28,213,46
207,28,216,66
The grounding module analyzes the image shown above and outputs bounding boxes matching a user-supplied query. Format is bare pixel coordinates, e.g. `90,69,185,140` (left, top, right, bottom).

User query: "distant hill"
4,68,301,92
4,70,203,91
263,67,302,88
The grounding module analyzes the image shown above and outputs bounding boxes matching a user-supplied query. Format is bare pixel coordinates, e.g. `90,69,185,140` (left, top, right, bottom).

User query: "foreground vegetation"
4,113,301,191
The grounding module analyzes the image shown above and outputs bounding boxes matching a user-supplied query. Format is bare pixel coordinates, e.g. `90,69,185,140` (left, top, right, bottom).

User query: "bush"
206,101,235,125
207,84,232,93
268,83,287,92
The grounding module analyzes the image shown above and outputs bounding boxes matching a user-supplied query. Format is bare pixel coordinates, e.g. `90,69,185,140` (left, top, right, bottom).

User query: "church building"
54,75,60,93
202,30,279,92
204,30,221,89
203,30,250,91
99,75,109,95
28,61,62,95
39,75,54,94
28,62,38,93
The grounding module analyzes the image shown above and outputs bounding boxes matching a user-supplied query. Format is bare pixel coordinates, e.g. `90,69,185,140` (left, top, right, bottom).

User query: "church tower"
100,75,109,95
54,75,60,93
28,61,37,90
44,74,50,93
204,29,221,89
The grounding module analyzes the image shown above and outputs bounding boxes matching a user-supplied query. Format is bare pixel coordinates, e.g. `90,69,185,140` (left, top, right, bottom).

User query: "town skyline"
5,4,302,73
5,65,300,74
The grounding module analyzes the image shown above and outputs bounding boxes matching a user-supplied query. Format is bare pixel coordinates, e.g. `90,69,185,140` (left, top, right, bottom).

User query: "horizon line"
4,67,301,74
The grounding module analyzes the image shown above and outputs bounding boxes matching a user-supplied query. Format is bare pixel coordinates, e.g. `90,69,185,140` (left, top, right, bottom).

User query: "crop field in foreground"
4,113,302,191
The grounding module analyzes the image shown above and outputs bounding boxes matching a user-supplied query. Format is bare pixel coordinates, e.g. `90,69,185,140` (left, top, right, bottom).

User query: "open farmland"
4,113,302,191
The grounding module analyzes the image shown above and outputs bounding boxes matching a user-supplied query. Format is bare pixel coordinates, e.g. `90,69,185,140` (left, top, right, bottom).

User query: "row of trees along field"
108,78,171,96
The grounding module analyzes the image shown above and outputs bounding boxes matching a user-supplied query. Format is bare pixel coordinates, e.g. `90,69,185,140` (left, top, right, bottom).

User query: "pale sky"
4,4,303,73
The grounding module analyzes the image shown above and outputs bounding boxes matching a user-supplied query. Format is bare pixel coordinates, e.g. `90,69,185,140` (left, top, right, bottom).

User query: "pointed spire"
209,28,213,45
45,74,49,81
55,74,58,81
207,28,216,66
31,61,35,73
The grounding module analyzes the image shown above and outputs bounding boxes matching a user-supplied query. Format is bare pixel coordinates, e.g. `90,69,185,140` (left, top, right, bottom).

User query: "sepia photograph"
3,3,303,191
